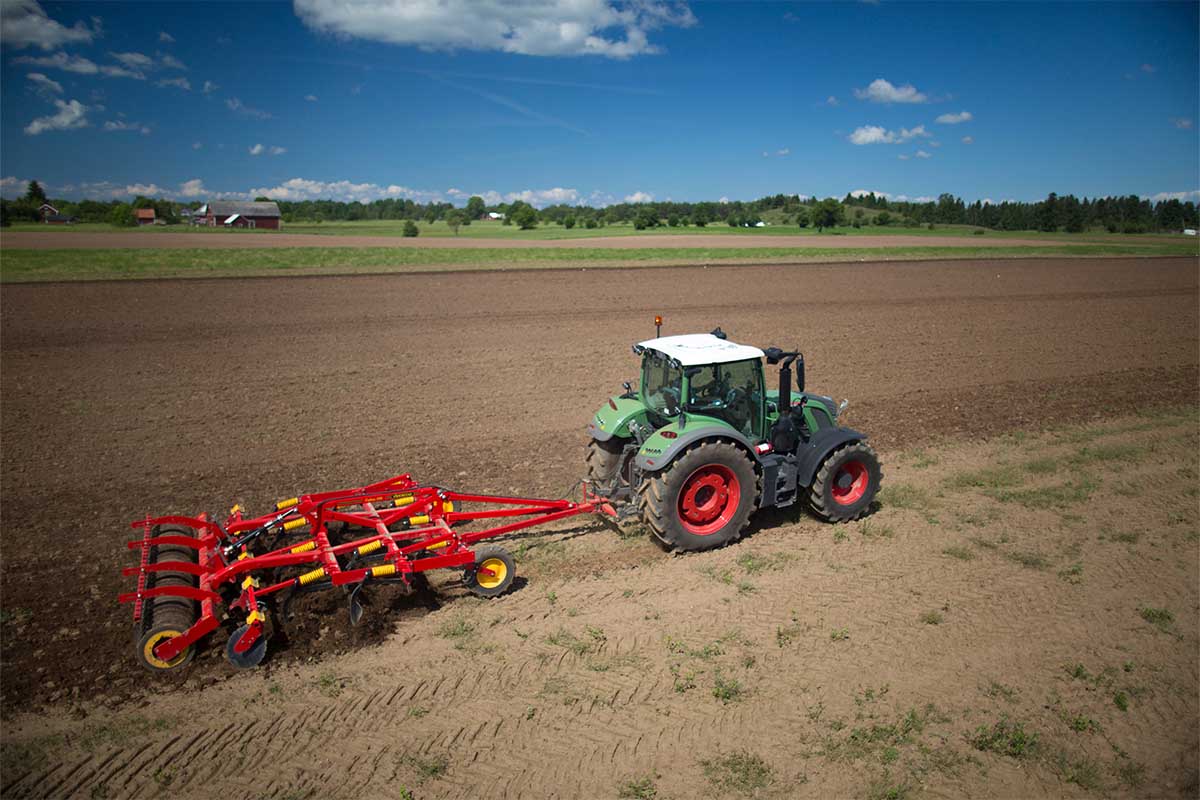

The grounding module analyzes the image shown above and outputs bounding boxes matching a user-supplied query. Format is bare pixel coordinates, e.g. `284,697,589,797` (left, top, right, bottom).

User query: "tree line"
2,181,1197,234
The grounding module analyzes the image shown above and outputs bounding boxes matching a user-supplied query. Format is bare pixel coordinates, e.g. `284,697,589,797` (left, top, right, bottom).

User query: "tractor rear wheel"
809,441,882,522
639,441,758,552
586,437,631,492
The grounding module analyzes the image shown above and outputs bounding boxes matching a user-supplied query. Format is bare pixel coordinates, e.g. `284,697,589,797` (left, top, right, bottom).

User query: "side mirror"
763,346,783,365
795,355,805,393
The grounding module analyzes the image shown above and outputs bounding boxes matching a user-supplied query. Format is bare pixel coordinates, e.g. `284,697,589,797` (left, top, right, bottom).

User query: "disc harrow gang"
120,474,615,672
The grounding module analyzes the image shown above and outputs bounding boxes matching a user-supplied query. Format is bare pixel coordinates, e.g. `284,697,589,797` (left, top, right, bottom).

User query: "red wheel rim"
831,460,869,505
677,464,741,536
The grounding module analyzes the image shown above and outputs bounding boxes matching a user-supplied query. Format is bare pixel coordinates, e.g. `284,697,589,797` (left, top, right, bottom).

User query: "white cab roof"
638,334,764,366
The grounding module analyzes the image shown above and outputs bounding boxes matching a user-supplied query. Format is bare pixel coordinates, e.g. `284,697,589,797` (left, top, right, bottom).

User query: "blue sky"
1,0,1197,206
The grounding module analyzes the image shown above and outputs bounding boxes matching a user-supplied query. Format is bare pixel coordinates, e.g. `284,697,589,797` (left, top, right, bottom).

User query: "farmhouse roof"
207,200,281,218
136,208,156,220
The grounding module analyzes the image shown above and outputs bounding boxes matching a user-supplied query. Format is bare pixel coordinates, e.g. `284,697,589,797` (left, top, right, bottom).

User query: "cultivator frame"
120,474,615,672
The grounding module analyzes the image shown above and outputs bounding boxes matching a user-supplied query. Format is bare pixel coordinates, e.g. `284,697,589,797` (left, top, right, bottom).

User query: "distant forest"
3,181,1197,234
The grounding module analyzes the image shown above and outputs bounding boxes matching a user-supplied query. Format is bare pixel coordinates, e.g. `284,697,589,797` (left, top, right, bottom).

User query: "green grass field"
2,241,1196,282
6,219,1196,244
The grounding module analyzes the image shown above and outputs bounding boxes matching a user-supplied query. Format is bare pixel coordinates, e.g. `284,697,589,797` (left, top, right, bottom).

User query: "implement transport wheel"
586,437,632,492
135,605,196,673
465,545,515,598
639,441,758,552
225,624,268,669
809,441,883,522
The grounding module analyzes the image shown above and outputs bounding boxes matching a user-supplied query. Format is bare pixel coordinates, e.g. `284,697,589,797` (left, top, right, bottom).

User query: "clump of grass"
700,751,774,796
880,483,931,510
867,775,912,800
407,705,430,718
316,670,343,698
860,520,895,539
1055,753,1104,791
546,628,596,656
983,681,1017,702
1138,606,1175,633
712,670,746,704
1057,562,1083,584
1115,758,1145,788
1022,456,1059,475
988,478,1098,510
968,536,999,550
1111,531,1140,544
400,752,448,782
437,618,475,639
1005,550,1049,570
969,718,1039,758
665,635,723,660
946,465,1023,491
830,627,850,641
1113,691,1129,712
735,551,794,574
616,775,659,799
942,545,975,561
776,622,806,648
919,610,944,625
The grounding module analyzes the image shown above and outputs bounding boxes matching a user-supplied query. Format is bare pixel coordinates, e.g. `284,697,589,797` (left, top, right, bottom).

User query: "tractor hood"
587,395,650,442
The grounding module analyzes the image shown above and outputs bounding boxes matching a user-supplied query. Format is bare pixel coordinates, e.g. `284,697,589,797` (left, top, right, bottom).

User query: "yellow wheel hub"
476,558,508,590
142,630,188,670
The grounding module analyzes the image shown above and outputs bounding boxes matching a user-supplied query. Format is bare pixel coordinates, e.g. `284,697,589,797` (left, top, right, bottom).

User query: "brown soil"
1,256,1197,798
0,231,1074,250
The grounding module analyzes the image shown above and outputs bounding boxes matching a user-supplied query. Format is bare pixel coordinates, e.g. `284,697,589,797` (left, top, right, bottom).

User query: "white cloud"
1149,190,1200,202
1,176,34,198
179,178,207,197
248,144,287,157
1140,63,1155,74
847,124,929,145
203,80,219,95
762,147,790,158
897,154,909,161
961,135,974,144
506,187,580,205
825,95,839,106
159,53,187,70
624,191,654,203
26,71,63,95
156,76,191,90
248,143,265,155
124,183,167,196
227,97,272,119
305,94,318,102
159,31,175,43
103,120,151,134
1172,118,1193,130
293,0,697,59
192,142,203,150
111,51,154,69
269,145,287,156
935,110,972,124
0,0,97,51
15,51,148,79
24,98,88,135
915,150,932,159
848,189,934,203
853,78,928,104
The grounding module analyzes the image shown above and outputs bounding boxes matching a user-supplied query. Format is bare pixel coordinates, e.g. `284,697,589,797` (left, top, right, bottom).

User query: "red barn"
200,200,282,230
135,208,156,226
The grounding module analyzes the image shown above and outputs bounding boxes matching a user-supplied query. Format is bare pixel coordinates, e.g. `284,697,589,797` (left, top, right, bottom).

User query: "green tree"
465,196,486,219
563,215,576,229
875,211,891,226
512,205,538,230
25,180,46,205
445,210,467,235
254,196,271,202
109,203,136,227
402,220,419,237
810,198,842,232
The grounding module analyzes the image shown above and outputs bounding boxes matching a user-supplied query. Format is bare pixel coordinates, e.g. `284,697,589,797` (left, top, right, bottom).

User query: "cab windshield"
641,354,682,416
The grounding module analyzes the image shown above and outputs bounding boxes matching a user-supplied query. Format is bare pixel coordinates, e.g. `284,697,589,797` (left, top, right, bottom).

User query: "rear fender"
587,396,649,442
634,422,756,473
796,427,866,487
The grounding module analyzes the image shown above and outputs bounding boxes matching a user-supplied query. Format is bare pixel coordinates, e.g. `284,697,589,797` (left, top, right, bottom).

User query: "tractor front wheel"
809,441,882,522
639,441,758,552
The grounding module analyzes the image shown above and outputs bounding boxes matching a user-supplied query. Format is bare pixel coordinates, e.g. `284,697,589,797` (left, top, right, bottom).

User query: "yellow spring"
283,518,308,532
370,564,397,578
426,540,449,551
408,514,430,526
297,567,327,586
441,500,455,513
356,540,384,557
276,497,299,511
290,540,316,554
393,493,414,506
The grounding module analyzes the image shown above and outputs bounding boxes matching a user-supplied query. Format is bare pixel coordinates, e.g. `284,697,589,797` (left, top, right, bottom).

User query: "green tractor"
587,325,882,552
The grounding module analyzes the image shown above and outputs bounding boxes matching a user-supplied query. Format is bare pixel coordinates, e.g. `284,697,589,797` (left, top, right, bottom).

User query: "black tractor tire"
638,441,758,552
148,526,198,618
585,437,630,491
809,441,883,522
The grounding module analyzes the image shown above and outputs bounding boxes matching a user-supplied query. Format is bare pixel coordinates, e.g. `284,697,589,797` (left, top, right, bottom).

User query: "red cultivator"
120,474,615,672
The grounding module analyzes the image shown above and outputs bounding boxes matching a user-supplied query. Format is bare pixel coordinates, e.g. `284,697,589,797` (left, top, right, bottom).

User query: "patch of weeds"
866,775,912,800
267,682,283,696
968,536,999,550
1114,758,1145,788
946,464,1023,491
919,610,944,625
665,635,723,660
1022,456,1059,475
736,551,794,574
587,652,643,673
833,528,848,543
736,579,757,595
546,628,596,656
400,752,449,783
880,483,932,511
700,751,774,797
1111,531,1140,544
860,520,895,539
152,766,176,788
398,788,415,800
0,735,65,778
617,775,660,799
698,564,735,585
669,663,698,693
1057,562,1083,584
983,681,1017,702
942,545,975,561
830,627,850,641
712,670,746,704
437,618,475,639
1122,661,1135,673
315,671,344,698
957,507,1002,527
1063,713,1100,733
407,705,429,718
909,450,939,469
622,589,634,598
1053,752,1104,791
1072,442,1149,466
1138,606,1175,633
1005,550,1050,570
546,590,557,606
1112,691,1129,712
988,477,1099,510
968,717,1039,759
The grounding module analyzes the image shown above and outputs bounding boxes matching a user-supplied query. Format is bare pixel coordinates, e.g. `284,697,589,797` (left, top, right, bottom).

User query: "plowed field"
1,256,1197,798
